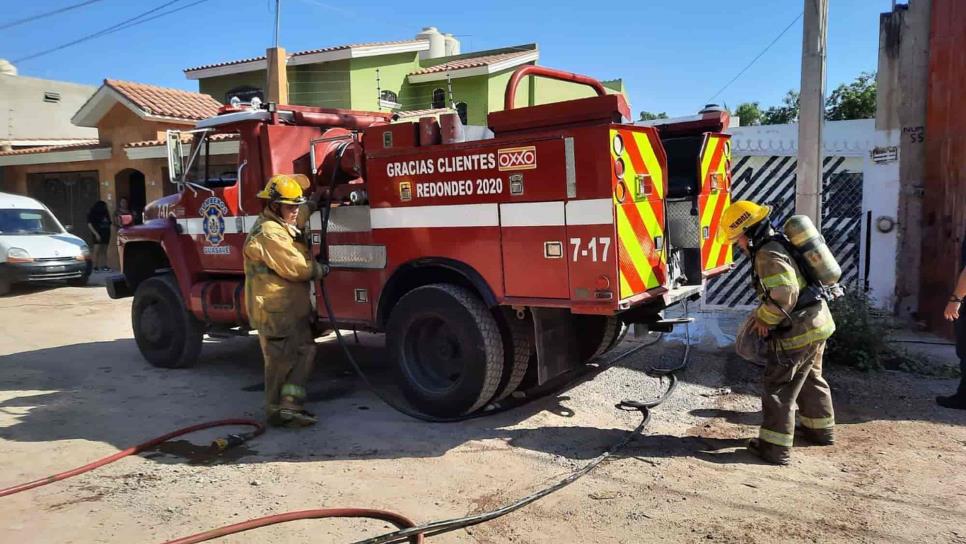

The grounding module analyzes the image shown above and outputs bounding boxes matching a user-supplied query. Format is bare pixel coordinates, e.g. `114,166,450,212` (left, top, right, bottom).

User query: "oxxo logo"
498,146,537,171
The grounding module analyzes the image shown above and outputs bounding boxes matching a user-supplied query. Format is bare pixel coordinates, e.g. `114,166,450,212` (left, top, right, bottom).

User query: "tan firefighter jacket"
244,208,324,337
752,240,836,352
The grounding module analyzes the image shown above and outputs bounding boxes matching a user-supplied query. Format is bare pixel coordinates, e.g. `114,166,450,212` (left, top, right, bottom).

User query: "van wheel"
132,274,204,368
387,284,503,417
494,308,534,401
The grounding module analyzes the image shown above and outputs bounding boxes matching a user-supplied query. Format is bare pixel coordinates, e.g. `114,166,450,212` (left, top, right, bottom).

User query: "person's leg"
278,320,317,412
795,342,836,444
259,333,294,420
753,344,815,464
938,305,966,409
261,322,318,427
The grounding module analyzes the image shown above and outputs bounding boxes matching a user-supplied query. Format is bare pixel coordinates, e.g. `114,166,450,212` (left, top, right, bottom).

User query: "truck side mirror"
166,130,185,183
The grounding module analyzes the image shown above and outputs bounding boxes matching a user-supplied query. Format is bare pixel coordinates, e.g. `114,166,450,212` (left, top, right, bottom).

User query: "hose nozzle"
210,433,250,452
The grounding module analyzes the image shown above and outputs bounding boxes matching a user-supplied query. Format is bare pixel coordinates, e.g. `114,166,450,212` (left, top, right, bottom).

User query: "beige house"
0,80,229,266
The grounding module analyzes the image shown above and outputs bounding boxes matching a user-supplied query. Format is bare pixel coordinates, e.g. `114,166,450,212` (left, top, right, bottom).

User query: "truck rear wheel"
387,284,503,417
132,274,204,369
575,315,621,363
494,308,534,401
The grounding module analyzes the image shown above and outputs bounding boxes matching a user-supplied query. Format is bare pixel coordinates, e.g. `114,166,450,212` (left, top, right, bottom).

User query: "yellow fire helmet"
257,174,309,205
717,200,772,244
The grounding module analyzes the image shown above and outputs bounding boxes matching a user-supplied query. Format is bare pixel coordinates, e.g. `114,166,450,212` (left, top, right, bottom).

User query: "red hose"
160,508,424,544
0,418,264,498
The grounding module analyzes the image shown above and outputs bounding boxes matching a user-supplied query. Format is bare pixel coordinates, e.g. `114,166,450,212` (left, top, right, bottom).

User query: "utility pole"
266,0,287,105
796,0,828,227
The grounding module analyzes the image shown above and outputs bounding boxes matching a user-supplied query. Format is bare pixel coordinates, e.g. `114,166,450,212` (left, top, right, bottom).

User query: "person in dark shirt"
86,200,111,271
937,229,966,410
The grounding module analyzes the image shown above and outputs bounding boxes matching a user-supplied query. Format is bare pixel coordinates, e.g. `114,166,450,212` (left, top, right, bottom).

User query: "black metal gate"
26,171,100,245
705,156,864,306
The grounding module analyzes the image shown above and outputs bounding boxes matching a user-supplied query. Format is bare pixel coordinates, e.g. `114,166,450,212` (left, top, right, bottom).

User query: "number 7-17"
570,237,611,262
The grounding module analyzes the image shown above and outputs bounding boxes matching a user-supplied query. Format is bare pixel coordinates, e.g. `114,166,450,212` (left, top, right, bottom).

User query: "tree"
825,72,876,121
735,102,763,126
639,111,668,121
761,90,799,125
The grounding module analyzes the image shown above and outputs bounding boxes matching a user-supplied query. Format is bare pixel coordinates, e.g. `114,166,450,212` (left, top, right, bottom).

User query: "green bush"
825,289,891,370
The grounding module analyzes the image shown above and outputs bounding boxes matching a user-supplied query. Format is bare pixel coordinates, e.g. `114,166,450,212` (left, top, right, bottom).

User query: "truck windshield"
182,131,238,189
0,209,63,235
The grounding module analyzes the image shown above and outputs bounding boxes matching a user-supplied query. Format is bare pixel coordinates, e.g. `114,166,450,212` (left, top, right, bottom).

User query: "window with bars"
432,88,446,109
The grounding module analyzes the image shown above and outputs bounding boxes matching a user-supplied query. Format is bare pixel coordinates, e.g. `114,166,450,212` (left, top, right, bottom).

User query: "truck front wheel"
387,284,503,417
132,274,204,368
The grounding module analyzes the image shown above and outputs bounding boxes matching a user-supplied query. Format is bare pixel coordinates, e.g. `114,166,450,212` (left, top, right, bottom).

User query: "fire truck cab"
108,66,734,417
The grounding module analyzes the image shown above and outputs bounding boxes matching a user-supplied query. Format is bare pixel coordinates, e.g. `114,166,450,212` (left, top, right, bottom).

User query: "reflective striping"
566,198,613,225
500,201,565,227
755,304,786,325
699,134,734,271
759,428,794,447
177,216,257,235
798,415,835,429
761,270,800,289
371,203,500,229
777,319,836,351
611,127,667,299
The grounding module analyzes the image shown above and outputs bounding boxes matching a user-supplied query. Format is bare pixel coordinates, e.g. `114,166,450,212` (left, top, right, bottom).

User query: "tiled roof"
409,50,534,76
124,133,239,149
0,141,108,157
184,39,426,73
105,80,222,121
392,108,455,119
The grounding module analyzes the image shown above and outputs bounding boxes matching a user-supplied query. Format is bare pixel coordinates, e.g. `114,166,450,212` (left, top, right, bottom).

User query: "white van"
0,192,92,295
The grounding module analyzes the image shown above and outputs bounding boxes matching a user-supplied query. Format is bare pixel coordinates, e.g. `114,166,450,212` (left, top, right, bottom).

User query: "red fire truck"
107,66,734,417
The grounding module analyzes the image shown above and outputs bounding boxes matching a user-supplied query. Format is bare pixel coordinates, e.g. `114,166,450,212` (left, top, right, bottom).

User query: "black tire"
494,308,534,401
132,274,204,368
387,284,503,417
575,315,620,363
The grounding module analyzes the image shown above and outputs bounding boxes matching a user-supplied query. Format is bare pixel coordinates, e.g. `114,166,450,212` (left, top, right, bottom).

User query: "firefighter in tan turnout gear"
721,200,837,465
244,174,328,428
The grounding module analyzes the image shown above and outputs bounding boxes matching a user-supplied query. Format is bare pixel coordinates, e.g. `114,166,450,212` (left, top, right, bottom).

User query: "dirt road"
1,280,965,543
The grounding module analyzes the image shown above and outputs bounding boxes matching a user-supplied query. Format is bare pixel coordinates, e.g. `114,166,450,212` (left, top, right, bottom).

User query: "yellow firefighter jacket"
243,208,323,337
752,240,836,352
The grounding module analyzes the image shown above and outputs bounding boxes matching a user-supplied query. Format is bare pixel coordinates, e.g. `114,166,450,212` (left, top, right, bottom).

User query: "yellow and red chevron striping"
611,127,667,299
698,134,734,271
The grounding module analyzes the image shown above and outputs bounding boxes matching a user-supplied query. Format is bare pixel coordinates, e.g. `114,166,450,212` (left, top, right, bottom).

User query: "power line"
706,11,804,103
0,0,105,31
14,0,212,64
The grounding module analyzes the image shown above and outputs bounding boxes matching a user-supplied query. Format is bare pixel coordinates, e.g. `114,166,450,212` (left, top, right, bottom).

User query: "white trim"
0,147,111,167
500,201,564,227
566,198,613,226
185,42,429,79
407,51,539,83
288,41,428,66
371,203,499,229
184,59,269,80
125,140,239,160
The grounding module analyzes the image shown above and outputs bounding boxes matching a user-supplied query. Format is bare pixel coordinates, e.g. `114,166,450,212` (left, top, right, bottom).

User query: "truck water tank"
416,27,445,60
444,33,460,56
783,215,842,286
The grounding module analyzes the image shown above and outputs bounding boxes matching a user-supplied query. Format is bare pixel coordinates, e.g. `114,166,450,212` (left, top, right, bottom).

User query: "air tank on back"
783,215,842,286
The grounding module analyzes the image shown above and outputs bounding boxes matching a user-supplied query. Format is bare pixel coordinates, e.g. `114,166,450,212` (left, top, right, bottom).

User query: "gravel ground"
1,281,965,543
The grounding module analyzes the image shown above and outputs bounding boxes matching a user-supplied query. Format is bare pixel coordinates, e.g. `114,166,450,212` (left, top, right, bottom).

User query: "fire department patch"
199,196,229,247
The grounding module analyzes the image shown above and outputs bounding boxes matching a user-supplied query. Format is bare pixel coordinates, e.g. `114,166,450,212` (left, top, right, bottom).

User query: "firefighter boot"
797,426,835,446
936,393,966,410
269,395,318,428
747,438,790,465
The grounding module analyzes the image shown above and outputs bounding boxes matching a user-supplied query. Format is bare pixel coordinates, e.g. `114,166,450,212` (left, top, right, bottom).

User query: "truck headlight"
6,247,32,263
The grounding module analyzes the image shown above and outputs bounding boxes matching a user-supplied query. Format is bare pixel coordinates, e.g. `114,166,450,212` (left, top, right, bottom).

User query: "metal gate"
705,155,863,307
26,171,100,245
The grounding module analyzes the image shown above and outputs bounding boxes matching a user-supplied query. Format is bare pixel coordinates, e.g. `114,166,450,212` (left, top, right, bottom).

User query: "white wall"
0,74,97,143
727,119,900,310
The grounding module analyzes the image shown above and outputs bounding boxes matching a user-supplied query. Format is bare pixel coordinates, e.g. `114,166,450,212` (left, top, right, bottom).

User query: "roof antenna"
273,0,281,48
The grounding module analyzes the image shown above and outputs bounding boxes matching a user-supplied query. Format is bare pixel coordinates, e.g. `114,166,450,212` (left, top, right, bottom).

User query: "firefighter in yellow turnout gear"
244,174,328,427
721,201,836,465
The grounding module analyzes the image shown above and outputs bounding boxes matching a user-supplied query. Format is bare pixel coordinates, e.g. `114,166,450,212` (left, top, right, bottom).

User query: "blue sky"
2,0,888,117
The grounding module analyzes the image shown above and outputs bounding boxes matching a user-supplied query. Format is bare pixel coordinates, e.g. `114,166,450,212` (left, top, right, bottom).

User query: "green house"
183,28,626,126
